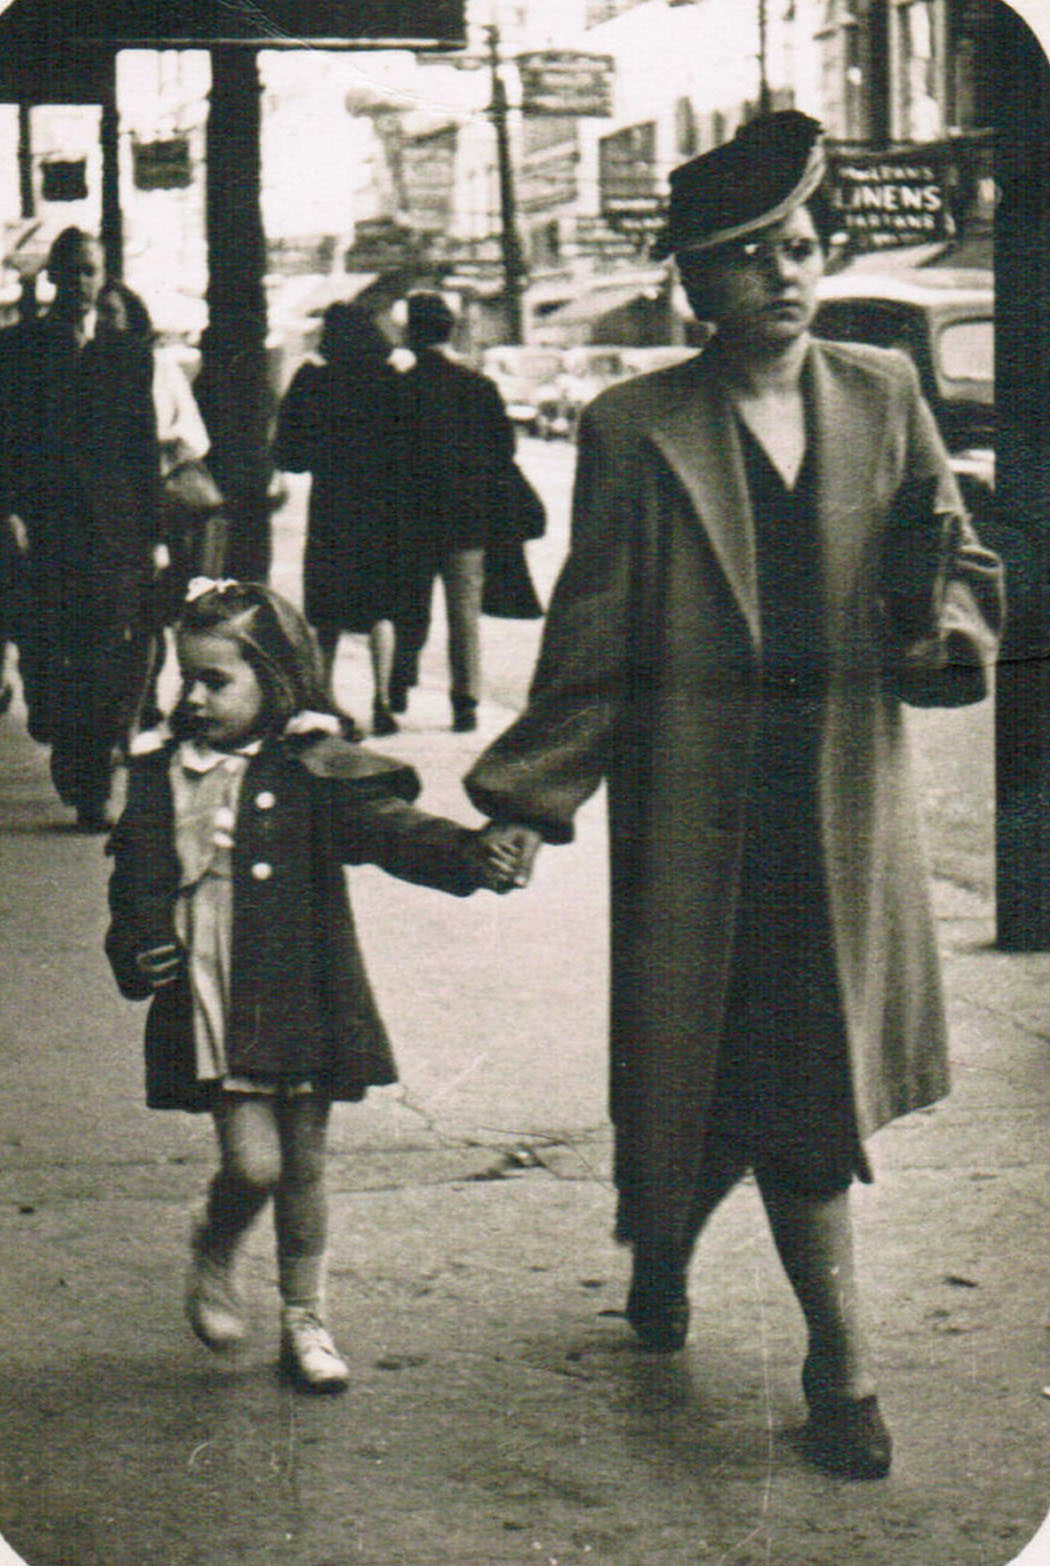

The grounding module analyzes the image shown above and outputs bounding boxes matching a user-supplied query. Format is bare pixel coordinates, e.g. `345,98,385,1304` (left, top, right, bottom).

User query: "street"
1,436,1049,1566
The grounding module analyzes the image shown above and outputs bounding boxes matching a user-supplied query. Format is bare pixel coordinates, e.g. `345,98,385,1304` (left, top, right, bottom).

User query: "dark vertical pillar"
487,26,524,345
17,101,33,218
195,46,272,582
99,53,123,278
993,2,1050,948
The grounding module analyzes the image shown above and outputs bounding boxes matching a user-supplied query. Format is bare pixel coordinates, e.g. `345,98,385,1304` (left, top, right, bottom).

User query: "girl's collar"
128,710,341,760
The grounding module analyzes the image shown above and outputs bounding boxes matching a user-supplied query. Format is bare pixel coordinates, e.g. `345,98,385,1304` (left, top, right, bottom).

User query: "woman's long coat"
466,339,1004,1254
273,359,406,632
106,733,479,1111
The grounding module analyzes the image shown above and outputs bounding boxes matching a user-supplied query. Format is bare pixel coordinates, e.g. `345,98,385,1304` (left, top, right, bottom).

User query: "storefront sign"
517,51,614,118
41,159,87,202
132,136,192,191
826,145,953,250
401,126,457,232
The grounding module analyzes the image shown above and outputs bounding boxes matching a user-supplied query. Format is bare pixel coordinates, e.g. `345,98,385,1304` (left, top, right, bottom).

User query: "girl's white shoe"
280,1306,349,1393
185,1230,247,1352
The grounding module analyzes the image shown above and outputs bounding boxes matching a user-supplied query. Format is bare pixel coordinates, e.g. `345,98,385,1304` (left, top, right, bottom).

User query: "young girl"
106,579,521,1393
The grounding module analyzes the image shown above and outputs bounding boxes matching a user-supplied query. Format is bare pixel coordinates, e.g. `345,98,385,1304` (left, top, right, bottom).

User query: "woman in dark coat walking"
466,112,1004,1479
274,304,408,735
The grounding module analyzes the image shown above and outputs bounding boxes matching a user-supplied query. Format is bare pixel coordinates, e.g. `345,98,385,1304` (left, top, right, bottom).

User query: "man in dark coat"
391,292,518,732
0,228,163,828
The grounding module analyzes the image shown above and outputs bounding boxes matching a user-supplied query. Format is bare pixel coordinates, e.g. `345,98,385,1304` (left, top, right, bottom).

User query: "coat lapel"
648,362,761,645
807,341,886,637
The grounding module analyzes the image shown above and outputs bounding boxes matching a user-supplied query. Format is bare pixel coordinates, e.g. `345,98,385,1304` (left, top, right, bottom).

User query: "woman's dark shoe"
372,700,399,737
801,1361,892,1479
451,697,478,733
625,1262,690,1352
388,679,409,715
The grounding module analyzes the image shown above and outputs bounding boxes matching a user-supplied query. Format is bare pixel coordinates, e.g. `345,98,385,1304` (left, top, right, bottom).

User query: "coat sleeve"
465,401,634,842
880,357,1004,707
273,364,322,473
336,796,482,897
105,759,180,1000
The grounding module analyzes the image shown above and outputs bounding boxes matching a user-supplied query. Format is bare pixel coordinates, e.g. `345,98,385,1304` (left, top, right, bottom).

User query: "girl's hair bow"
185,576,239,603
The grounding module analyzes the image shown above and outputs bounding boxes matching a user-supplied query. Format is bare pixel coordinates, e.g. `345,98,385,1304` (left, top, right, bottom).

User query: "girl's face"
176,632,265,750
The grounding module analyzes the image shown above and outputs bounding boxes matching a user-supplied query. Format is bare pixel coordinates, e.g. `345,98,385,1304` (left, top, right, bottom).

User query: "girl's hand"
476,823,542,891
135,943,182,989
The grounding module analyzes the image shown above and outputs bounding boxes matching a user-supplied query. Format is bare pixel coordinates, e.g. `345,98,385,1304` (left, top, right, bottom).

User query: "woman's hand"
134,942,182,990
476,822,542,891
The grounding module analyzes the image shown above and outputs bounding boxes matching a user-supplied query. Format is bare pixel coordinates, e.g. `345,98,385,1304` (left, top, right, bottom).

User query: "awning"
547,282,663,327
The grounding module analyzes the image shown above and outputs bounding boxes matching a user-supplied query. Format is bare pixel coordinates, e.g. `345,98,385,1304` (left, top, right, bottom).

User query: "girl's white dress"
169,739,257,1084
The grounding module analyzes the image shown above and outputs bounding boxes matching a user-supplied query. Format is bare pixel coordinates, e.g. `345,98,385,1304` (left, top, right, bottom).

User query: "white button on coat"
250,861,273,881
213,805,236,830
254,791,276,810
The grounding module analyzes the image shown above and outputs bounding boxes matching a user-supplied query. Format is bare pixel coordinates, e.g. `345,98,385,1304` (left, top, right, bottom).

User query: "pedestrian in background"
273,302,406,737
105,579,523,1392
466,111,1003,1479
0,228,164,830
390,291,523,732
98,278,226,728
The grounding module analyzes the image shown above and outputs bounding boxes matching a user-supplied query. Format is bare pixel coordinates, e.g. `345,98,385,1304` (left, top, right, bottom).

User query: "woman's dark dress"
706,418,862,1195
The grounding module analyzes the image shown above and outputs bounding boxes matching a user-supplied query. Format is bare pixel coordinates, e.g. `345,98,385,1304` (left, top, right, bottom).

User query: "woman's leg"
274,1092,348,1392
627,1131,746,1352
369,619,398,733
756,1172,891,1477
755,1177,875,1400
315,624,340,691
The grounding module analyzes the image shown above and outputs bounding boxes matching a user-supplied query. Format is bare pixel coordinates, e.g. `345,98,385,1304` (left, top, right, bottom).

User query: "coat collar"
645,338,885,642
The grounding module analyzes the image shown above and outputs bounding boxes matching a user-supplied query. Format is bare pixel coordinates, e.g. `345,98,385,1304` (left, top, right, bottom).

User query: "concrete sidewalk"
1,658,1050,1565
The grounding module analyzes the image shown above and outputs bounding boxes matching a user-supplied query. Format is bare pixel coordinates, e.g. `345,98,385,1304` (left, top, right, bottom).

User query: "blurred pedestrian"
390,292,529,732
0,228,164,829
104,579,522,1390
466,111,1004,1478
273,302,406,737
98,280,226,726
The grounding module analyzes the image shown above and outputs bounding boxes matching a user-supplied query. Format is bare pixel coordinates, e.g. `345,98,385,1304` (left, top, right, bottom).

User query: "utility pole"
486,23,525,344
758,0,772,114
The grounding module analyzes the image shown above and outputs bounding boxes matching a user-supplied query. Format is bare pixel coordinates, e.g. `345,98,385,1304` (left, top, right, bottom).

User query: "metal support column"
195,46,272,583
994,2,1050,948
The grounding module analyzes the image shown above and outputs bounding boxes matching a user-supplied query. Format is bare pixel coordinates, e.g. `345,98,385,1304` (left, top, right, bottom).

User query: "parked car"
813,265,994,515
481,346,566,436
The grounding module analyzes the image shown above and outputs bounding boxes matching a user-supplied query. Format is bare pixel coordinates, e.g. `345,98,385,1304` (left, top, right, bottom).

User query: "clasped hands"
471,822,543,894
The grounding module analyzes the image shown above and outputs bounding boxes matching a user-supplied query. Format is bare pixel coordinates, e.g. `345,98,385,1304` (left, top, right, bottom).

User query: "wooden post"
99,51,123,279
993,2,1050,948
195,46,272,583
487,25,524,345
17,101,33,217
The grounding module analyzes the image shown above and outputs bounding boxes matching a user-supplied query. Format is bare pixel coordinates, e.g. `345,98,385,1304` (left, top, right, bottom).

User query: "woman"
465,111,1004,1479
274,303,407,736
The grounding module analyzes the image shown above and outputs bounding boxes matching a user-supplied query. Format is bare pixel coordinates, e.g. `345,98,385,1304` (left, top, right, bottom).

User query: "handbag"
499,461,547,543
163,457,224,516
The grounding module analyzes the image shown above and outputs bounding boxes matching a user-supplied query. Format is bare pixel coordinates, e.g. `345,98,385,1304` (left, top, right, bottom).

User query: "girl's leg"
274,1093,348,1393
203,1095,282,1263
274,1092,330,1310
755,1173,891,1477
187,1095,281,1351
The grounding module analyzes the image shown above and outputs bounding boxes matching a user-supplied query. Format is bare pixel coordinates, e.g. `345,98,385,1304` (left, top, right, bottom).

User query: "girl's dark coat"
107,734,477,1110
465,339,1004,1254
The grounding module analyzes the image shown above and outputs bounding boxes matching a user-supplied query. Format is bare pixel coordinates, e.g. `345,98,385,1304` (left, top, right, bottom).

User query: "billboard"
517,51,615,118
